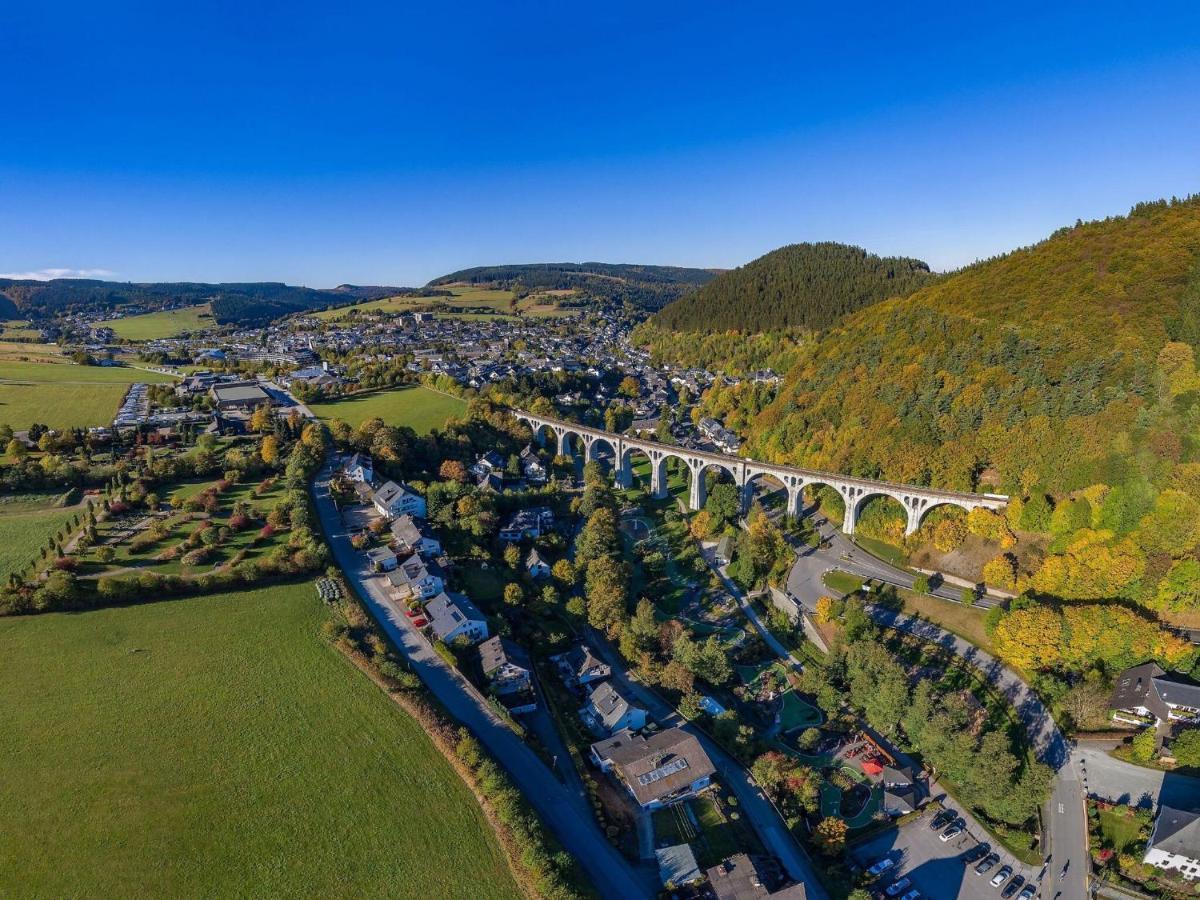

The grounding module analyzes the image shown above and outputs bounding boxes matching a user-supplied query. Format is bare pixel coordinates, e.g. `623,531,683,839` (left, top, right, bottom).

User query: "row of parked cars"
930,810,1037,899
864,856,920,900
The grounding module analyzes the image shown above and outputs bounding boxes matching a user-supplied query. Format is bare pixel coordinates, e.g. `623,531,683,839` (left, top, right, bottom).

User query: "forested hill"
0,279,412,326
651,242,935,332
705,197,1200,497
428,262,718,310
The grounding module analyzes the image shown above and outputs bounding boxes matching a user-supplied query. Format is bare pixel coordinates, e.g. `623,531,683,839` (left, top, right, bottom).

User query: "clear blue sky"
2,2,1198,286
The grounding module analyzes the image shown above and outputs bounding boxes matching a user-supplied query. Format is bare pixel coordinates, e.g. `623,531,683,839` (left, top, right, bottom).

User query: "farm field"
97,303,214,340
0,360,176,430
0,503,81,581
0,340,63,363
0,582,522,899
309,385,467,432
315,285,577,321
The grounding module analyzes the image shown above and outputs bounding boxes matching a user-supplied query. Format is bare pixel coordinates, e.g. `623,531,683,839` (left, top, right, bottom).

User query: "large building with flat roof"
209,380,271,411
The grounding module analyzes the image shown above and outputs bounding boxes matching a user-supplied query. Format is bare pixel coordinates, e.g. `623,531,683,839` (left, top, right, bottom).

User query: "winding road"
310,459,654,900
784,513,1088,900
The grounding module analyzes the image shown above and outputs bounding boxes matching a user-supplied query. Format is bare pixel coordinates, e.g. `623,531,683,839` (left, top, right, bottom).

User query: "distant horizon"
3,2,1199,286
2,189,1195,289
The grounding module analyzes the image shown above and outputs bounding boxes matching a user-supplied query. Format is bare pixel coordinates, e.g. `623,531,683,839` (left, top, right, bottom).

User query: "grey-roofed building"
478,636,532,695
1145,805,1200,879
371,479,427,520
580,681,647,736
551,644,610,687
425,591,488,645
209,380,271,411
655,844,702,889
385,554,444,601
1111,662,1200,726
389,514,442,557
590,726,715,810
705,853,808,899
525,548,551,579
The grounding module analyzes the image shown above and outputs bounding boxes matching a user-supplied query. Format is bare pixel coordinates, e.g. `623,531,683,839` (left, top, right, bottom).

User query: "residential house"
343,452,374,484
478,636,533,695
879,764,920,816
390,514,442,557
519,445,547,482
705,854,808,899
386,555,445,601
366,546,398,572
476,471,503,493
580,681,648,736
552,644,611,687
372,480,427,520
1145,805,1200,880
590,726,716,810
426,592,489,645
498,506,554,542
715,534,734,566
1111,662,1200,726
525,548,551,579
470,450,505,478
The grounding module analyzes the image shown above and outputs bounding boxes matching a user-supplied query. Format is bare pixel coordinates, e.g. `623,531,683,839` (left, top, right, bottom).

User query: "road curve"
786,526,1087,900
310,461,653,900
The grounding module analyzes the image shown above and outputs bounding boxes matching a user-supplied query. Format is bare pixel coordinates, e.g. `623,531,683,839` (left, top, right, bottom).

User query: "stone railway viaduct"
512,410,1007,535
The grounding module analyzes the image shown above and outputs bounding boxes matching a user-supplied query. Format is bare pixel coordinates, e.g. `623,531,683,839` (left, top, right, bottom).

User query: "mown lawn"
309,385,467,433
97,304,214,340
0,504,81,581
0,361,177,429
0,583,522,899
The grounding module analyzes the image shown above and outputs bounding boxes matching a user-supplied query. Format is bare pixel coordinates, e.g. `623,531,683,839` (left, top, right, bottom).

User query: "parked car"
963,843,991,863
898,891,920,900
866,858,896,877
929,809,955,830
885,877,912,897
990,865,1013,887
975,853,1000,875
405,609,420,618
1001,876,1024,898
411,617,427,627
1016,884,1036,899
940,823,964,842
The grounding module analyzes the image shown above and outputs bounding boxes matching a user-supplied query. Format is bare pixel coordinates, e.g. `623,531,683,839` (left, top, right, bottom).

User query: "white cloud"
0,267,116,281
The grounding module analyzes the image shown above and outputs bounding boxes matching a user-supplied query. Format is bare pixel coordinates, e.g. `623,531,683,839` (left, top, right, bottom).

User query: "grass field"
309,385,468,432
0,503,80,581
899,589,995,654
0,360,176,429
97,304,214,340
0,583,522,898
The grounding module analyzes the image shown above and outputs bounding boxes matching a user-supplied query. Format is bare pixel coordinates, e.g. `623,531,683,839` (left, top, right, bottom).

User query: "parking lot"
852,808,1043,899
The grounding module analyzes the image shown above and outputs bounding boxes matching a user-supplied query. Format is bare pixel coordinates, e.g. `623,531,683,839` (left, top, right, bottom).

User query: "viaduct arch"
511,410,1007,535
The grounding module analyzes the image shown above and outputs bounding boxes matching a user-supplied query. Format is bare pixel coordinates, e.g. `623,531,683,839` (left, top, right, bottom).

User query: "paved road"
311,462,653,900
581,628,831,900
1075,743,1200,809
785,520,1087,900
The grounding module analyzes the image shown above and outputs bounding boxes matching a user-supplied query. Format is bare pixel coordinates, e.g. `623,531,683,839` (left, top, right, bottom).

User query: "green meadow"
97,303,214,340
309,385,468,432
0,583,522,899
0,360,175,429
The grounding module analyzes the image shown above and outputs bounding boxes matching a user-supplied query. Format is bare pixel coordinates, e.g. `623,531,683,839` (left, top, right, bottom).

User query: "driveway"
310,460,653,900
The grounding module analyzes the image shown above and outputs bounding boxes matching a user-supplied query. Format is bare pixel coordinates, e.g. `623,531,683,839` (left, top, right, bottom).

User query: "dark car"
962,843,991,863
974,853,1000,875
1001,875,1025,898
929,809,955,830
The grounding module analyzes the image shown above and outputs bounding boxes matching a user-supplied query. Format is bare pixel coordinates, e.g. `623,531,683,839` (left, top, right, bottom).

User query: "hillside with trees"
700,196,1200,642
428,262,718,310
649,242,935,333
0,279,414,326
